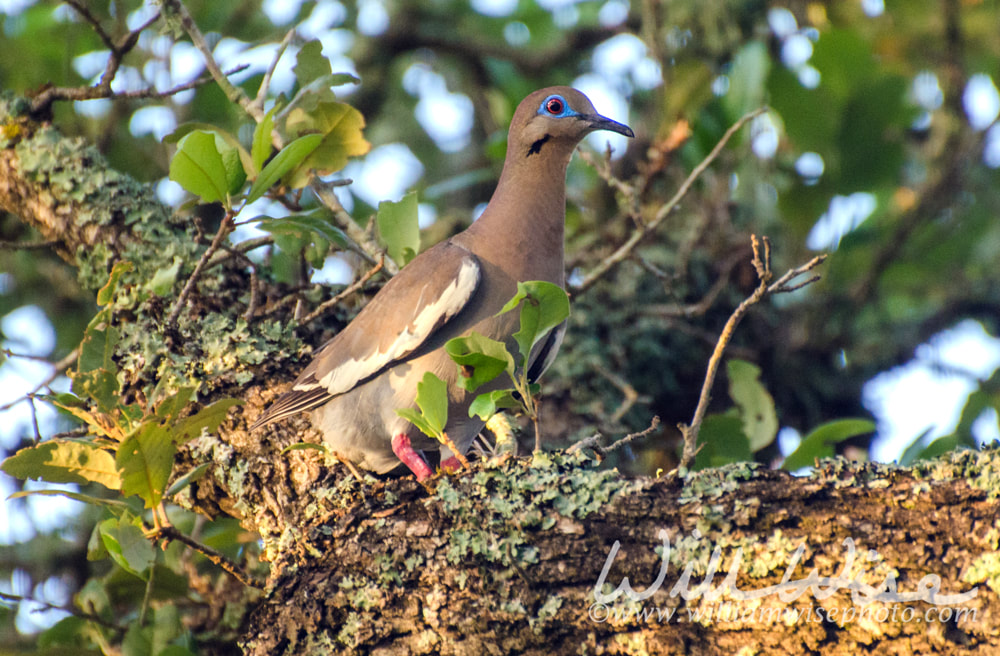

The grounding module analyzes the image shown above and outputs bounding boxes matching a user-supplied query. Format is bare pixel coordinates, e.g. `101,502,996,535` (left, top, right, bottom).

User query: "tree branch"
677,236,827,469
573,107,768,294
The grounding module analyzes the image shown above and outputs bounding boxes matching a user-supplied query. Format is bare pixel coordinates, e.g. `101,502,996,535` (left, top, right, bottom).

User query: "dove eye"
545,97,564,115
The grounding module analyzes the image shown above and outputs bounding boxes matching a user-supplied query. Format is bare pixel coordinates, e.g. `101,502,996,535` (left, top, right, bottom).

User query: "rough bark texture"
233,449,999,656
3,95,999,656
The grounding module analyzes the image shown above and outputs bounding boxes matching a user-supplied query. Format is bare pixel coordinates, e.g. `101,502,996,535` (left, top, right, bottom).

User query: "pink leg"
440,456,462,472
391,433,434,481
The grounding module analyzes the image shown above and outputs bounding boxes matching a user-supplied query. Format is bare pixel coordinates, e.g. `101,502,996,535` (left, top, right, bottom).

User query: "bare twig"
151,525,264,589
567,415,661,456
676,236,826,470
595,365,651,425
0,348,79,412
573,107,768,294
298,256,385,325
168,214,235,327
163,0,261,121
252,28,297,117
218,245,262,321
30,8,163,114
310,182,391,273
206,235,274,268
0,591,123,632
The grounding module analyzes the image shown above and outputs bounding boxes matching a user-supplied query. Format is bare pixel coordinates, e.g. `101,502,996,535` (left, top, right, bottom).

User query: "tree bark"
237,449,998,655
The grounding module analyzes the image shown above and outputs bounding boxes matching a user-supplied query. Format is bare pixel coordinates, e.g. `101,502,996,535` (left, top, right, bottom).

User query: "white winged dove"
251,87,633,480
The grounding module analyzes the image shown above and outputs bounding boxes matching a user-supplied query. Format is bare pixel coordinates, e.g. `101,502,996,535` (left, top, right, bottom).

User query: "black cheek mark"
527,134,551,157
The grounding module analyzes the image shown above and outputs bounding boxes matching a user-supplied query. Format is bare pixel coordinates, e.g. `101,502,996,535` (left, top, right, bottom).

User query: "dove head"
505,86,634,162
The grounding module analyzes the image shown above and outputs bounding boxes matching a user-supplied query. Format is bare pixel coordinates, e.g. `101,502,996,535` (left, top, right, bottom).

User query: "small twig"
252,28,296,116
310,181,392,273
30,8,163,114
218,245,262,321
567,416,661,455
0,591,123,632
439,431,472,471
63,0,117,50
1,348,54,362
164,0,261,121
168,214,235,327
573,107,768,293
137,563,155,627
152,525,264,589
676,236,826,470
206,235,274,268
603,415,661,454
595,365,651,425
532,398,543,453
0,348,79,412
298,256,385,325
27,396,42,444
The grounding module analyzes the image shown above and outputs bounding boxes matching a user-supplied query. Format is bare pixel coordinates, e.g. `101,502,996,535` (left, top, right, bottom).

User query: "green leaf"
171,397,243,443
498,281,570,366
38,616,102,651
395,372,449,439
153,386,196,424
78,308,118,374
913,435,964,462
897,427,936,467
1,440,120,489
395,408,437,440
7,489,131,511
73,368,120,415
376,191,420,267
782,418,876,471
468,389,520,420
283,100,370,188
693,412,753,470
445,332,515,391
164,122,254,175
246,133,324,203
148,257,182,297
165,462,212,497
117,422,175,508
168,130,247,205
251,106,277,173
294,39,332,88
253,212,350,268
96,260,134,305
100,516,155,577
727,359,778,452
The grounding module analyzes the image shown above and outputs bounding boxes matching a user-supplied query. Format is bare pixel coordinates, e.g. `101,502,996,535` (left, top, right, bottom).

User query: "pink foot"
440,456,462,472
391,433,434,481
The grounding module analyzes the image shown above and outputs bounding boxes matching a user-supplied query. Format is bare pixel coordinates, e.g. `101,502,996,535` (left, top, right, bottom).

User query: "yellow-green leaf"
283,100,370,188
1,440,120,490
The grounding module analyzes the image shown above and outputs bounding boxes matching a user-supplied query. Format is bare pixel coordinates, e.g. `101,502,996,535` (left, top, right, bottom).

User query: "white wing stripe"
316,258,480,395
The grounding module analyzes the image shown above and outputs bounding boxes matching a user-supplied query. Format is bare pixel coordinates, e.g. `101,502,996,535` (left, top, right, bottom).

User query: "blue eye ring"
538,94,577,118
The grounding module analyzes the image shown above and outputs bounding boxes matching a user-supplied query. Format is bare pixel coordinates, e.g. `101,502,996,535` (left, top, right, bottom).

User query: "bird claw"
439,456,462,473
391,433,434,481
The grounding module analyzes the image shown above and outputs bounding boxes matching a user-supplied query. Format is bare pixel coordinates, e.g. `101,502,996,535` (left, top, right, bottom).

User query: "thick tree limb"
237,448,999,655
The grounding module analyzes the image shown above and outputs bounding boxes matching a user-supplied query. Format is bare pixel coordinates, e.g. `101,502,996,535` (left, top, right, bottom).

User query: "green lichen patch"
431,450,635,568
678,460,761,505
